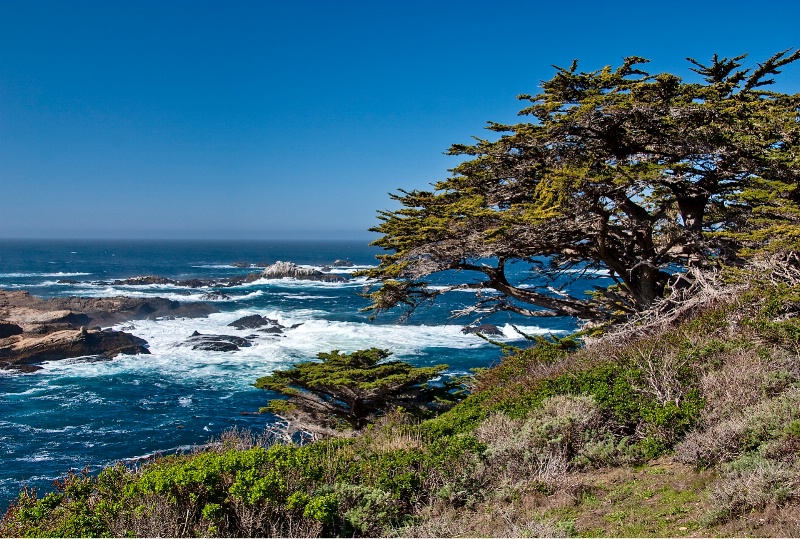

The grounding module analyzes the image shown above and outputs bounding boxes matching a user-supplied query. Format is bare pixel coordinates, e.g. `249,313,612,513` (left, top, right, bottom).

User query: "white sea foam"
229,290,266,301
16,452,53,463
500,323,567,338
69,285,209,303
229,276,372,290
308,264,376,274
29,304,552,397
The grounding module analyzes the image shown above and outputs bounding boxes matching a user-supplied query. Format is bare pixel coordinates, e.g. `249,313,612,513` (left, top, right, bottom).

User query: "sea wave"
232,276,372,289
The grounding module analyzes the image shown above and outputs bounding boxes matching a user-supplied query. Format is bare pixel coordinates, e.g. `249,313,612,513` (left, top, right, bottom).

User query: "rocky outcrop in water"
0,290,217,371
0,328,149,372
228,314,278,330
184,331,253,352
461,323,504,336
258,261,347,282
111,276,223,288
227,314,288,336
0,291,218,329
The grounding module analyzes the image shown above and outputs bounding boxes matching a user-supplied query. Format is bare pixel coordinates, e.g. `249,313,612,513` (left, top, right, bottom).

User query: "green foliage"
255,348,462,432
364,50,800,324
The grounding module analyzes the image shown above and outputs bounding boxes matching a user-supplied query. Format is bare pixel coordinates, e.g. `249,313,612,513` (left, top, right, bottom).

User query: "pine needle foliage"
254,348,460,432
364,50,800,324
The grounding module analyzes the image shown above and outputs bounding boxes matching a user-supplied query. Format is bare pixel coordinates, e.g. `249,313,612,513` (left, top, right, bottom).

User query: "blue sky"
2,0,799,240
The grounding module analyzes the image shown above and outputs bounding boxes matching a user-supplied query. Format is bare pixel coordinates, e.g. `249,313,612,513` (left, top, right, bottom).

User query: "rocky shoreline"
0,290,218,372
0,260,359,372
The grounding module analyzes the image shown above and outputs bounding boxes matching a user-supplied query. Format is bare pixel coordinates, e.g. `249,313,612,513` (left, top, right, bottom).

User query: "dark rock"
231,262,251,268
112,275,216,289
57,279,79,284
175,279,208,288
55,312,93,326
332,259,354,267
0,323,23,339
200,291,230,301
185,333,252,352
114,275,174,286
461,324,504,336
259,326,283,334
228,314,278,330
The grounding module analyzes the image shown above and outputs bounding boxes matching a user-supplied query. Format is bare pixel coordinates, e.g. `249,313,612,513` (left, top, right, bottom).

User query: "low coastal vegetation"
3,256,800,536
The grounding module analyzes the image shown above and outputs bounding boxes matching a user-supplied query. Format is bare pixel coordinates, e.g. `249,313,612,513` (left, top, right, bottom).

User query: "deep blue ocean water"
0,239,588,512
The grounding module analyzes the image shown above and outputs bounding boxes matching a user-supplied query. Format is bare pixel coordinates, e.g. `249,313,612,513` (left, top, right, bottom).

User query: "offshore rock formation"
258,261,347,282
461,323,504,336
227,314,290,337
0,328,148,372
227,314,277,330
184,331,254,352
0,290,217,372
0,292,219,327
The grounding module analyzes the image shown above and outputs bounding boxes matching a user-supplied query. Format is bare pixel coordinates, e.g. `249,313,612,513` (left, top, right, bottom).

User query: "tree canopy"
254,348,459,434
363,50,800,324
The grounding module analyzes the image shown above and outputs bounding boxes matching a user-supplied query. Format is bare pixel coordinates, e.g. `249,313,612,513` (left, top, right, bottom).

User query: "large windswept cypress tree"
364,50,800,323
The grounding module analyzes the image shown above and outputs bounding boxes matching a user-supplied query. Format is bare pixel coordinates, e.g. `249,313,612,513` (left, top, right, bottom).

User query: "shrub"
676,387,800,468
707,453,799,522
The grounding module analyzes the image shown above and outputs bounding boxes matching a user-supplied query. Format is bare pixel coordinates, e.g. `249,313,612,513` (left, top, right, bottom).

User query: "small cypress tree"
254,348,460,433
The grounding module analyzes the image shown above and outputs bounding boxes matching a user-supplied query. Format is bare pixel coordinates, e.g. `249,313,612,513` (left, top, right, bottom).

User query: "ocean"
0,239,587,511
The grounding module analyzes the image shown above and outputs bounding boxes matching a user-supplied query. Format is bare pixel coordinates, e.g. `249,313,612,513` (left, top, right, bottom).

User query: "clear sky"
2,0,799,240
